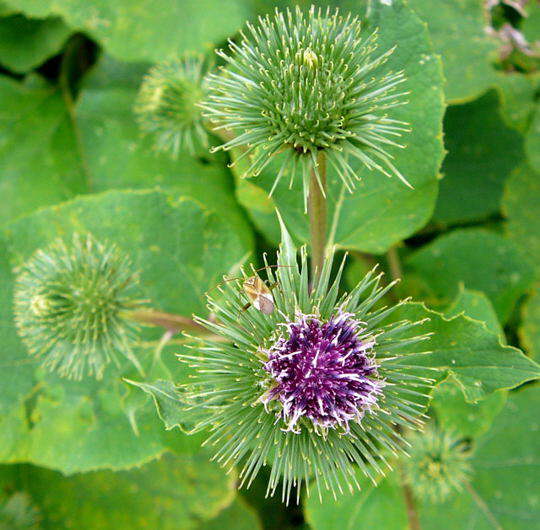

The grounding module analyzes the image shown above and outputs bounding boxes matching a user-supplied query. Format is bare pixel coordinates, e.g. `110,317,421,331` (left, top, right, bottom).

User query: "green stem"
126,309,227,342
308,151,327,282
127,309,207,334
386,245,403,282
400,466,421,530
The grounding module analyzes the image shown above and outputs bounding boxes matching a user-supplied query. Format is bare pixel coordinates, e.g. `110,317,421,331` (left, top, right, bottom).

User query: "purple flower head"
261,310,384,434
180,218,435,500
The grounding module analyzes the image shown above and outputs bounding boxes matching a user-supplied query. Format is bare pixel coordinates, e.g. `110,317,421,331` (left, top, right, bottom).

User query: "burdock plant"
179,218,434,502
203,6,410,275
135,6,411,277
14,234,145,379
135,55,209,156
404,426,472,503
204,6,409,193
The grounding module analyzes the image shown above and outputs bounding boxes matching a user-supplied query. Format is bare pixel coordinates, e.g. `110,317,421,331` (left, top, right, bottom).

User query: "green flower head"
135,55,208,156
203,5,410,203
178,218,435,502
404,426,472,503
14,234,145,379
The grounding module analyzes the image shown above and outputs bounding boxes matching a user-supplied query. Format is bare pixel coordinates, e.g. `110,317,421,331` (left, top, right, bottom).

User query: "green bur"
14,234,144,379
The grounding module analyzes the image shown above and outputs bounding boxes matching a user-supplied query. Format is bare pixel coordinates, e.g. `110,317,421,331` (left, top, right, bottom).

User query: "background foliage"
0,0,538,528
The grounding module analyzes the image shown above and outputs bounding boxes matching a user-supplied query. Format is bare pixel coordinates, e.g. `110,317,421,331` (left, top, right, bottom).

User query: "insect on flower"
241,274,275,314
180,219,436,503
213,265,292,315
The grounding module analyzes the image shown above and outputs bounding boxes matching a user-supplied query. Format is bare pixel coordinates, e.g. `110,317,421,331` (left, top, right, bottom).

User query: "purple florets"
261,311,384,433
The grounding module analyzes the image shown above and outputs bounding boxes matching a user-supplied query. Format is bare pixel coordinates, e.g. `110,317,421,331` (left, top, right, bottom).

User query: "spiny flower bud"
203,6,410,202
135,55,208,156
178,221,434,502
14,234,145,380
404,426,472,503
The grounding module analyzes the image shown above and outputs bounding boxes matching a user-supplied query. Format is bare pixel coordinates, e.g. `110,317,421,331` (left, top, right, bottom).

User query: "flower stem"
386,245,403,281
400,465,421,530
308,151,327,282
127,309,228,342
127,309,207,334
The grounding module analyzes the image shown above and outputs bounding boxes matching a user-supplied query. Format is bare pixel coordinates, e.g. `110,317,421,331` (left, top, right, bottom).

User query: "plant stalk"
128,309,229,342
127,309,207,334
387,245,403,281
308,151,327,282
400,465,421,530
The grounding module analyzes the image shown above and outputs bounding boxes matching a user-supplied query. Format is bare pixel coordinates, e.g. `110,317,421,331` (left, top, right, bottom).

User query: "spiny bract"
203,5,410,204
178,218,435,503
404,426,472,503
135,55,208,156
14,234,145,380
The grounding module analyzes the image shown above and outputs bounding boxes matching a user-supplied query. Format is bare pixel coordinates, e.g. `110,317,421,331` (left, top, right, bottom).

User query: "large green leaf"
433,91,524,225
236,0,445,253
445,286,503,337
409,0,499,103
520,290,540,359
304,473,407,530
525,103,540,174
0,189,250,472
431,379,507,439
9,376,202,473
420,387,540,529
502,164,540,275
0,75,87,225
75,55,253,248
3,0,250,62
391,303,540,402
5,453,237,529
306,387,540,529
494,72,539,133
0,13,71,72
406,228,535,323
3,190,250,318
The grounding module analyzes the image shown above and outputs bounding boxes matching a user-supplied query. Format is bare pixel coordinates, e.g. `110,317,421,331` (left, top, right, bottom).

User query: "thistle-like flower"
261,311,383,434
203,6,410,203
404,426,472,503
135,55,208,156
179,218,435,502
14,234,145,380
